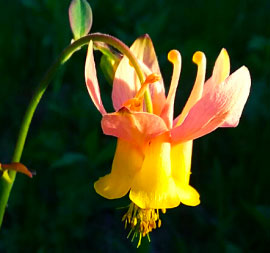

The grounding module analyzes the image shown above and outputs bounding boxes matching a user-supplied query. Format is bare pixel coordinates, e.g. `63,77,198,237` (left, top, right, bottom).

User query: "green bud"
69,0,93,40
94,42,122,85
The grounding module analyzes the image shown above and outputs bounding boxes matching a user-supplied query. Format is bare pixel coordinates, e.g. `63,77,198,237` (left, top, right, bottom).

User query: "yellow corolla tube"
94,139,144,199
171,141,200,206
129,134,180,209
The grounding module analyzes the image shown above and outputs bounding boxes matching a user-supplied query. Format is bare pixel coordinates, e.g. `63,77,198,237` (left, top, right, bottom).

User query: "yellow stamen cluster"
122,202,166,247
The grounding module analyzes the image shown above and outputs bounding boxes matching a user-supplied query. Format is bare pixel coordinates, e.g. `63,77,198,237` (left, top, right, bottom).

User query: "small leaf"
69,0,93,40
1,162,33,178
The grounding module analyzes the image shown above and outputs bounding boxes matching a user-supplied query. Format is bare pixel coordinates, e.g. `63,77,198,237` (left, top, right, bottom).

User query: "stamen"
137,233,142,248
176,51,206,126
147,233,151,242
122,202,164,247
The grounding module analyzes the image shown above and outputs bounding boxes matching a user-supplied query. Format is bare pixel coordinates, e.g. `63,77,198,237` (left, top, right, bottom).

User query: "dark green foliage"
0,0,269,252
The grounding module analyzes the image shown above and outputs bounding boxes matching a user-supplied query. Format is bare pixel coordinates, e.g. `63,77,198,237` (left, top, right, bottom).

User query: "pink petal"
112,34,166,114
202,48,230,96
171,66,251,143
201,49,237,127
101,108,168,147
85,41,106,115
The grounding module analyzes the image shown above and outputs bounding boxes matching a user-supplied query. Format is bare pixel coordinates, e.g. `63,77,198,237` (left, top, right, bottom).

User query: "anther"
158,219,162,228
132,217,137,226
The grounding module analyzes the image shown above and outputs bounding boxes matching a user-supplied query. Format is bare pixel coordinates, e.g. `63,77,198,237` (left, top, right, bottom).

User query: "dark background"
0,0,269,252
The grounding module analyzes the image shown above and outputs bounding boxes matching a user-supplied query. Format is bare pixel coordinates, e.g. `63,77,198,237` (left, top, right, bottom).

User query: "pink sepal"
112,35,165,114
101,108,168,146
85,41,107,115
171,66,251,143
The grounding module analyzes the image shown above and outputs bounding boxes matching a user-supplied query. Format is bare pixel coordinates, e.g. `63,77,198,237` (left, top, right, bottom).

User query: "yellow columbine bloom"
84,35,251,245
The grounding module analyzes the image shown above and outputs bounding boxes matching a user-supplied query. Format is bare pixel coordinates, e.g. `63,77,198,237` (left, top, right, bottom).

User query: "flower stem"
0,33,151,229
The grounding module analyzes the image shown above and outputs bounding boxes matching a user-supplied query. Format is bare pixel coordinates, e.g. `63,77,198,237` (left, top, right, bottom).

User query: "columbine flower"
85,35,251,245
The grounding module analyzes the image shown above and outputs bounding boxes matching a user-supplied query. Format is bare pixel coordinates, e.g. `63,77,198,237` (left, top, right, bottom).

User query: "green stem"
0,33,151,228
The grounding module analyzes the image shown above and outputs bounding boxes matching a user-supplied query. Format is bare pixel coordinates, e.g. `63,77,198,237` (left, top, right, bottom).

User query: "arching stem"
0,33,152,228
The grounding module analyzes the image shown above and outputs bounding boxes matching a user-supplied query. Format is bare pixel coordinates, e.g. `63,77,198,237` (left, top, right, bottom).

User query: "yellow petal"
171,141,193,185
94,139,144,199
130,134,180,209
177,184,200,206
171,141,200,206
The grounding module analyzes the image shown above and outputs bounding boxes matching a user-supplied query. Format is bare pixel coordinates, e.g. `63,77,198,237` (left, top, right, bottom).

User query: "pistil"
123,73,160,112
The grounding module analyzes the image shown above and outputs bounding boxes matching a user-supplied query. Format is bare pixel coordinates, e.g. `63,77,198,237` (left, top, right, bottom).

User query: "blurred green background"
0,0,269,252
